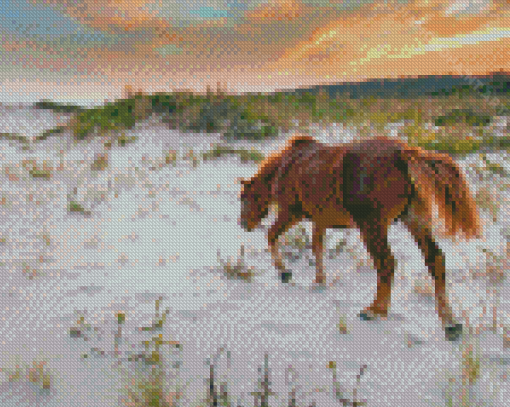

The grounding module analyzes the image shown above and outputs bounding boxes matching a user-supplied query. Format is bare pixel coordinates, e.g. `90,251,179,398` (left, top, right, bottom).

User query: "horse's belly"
302,200,354,228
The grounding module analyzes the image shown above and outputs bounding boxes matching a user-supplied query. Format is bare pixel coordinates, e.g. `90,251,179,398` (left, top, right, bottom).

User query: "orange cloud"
20,0,510,96
359,36,510,78
34,0,173,34
245,0,304,22
269,8,424,67
414,0,502,37
265,0,510,80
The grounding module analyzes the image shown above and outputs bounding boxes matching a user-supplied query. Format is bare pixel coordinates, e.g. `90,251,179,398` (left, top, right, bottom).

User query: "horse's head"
238,177,271,232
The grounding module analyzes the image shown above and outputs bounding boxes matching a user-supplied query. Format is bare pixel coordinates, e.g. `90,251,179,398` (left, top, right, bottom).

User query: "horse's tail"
399,145,482,240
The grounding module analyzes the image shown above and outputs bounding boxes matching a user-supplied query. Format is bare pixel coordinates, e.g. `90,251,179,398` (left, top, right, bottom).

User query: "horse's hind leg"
357,221,396,318
401,212,462,340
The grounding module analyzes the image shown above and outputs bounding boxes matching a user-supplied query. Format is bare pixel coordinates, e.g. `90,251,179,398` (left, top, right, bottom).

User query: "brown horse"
238,134,482,341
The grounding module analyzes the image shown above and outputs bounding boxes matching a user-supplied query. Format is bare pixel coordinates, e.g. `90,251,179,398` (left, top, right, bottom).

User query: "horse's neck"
271,142,321,197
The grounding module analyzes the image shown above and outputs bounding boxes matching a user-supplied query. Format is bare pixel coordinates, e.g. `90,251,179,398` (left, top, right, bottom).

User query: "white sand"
0,107,509,406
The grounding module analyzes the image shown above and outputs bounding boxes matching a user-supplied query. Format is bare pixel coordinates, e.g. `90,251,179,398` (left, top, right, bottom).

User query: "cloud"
445,0,492,16
154,44,183,56
2,0,509,102
245,0,304,21
264,0,510,79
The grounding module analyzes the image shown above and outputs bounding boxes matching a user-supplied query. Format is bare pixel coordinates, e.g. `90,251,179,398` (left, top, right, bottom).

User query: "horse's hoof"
358,309,387,321
359,312,376,321
280,272,292,283
445,323,463,342
310,283,327,292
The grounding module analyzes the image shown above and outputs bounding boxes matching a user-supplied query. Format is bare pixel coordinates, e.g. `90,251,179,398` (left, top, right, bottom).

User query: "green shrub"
434,109,491,127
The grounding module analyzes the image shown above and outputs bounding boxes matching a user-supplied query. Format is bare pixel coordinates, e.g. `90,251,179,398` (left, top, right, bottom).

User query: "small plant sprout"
461,343,480,387
441,334,484,406
217,244,256,281
68,200,90,215
206,347,233,407
7,364,22,383
28,360,51,390
184,148,199,167
475,186,499,222
117,311,126,325
329,361,367,406
140,297,170,331
165,150,177,166
413,277,435,298
91,152,109,171
22,159,52,179
328,238,347,259
250,353,276,407
140,334,180,365
474,246,507,285
337,316,349,335
114,311,126,359
69,313,91,340
6,358,52,392
41,231,51,246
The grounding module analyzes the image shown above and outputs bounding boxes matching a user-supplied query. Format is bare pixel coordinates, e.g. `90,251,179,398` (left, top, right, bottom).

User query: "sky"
1,0,510,105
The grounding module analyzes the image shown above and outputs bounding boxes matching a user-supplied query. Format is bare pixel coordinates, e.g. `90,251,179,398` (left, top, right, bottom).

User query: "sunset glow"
1,0,509,104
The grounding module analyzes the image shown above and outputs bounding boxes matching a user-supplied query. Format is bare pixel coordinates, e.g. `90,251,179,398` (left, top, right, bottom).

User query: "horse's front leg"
268,209,301,283
312,224,326,285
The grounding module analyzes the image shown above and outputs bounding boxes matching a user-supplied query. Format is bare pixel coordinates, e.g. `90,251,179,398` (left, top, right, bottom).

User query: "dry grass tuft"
217,244,257,281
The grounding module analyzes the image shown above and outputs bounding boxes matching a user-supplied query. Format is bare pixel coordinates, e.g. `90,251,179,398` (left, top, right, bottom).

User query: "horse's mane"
256,135,318,186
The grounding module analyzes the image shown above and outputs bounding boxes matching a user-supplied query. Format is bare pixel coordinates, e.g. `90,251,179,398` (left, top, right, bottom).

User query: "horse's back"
343,137,413,222
286,134,317,150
